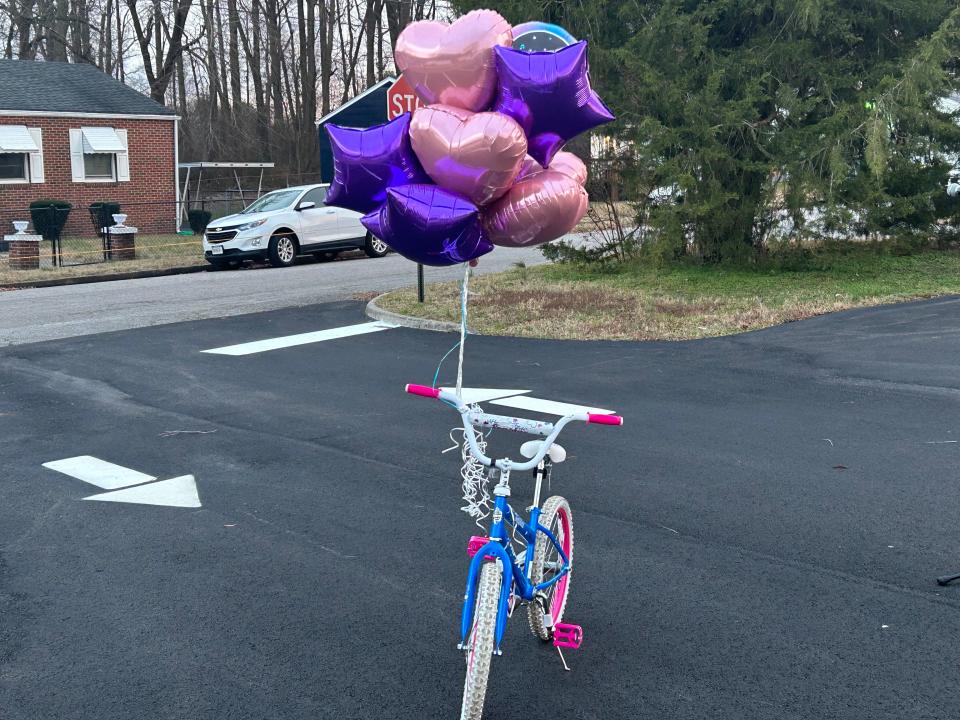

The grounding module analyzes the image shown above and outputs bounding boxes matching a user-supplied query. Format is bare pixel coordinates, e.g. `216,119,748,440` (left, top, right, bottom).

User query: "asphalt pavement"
2,295,960,719
0,244,545,347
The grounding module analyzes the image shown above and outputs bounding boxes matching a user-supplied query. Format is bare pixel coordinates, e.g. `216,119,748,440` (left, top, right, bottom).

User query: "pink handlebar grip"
405,383,441,399
587,413,623,426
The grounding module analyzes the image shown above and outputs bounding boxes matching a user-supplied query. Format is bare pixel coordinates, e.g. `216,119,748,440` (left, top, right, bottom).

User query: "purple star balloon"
325,114,430,215
361,184,493,267
493,41,614,167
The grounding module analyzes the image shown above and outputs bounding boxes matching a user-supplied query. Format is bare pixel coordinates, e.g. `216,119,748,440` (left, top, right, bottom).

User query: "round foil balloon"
511,21,576,52
325,114,429,215
410,104,528,206
395,10,513,112
483,170,588,248
362,184,493,266
493,41,615,167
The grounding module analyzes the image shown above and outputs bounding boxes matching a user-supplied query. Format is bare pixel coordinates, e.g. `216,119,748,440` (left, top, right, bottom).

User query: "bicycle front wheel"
528,495,574,641
460,561,502,720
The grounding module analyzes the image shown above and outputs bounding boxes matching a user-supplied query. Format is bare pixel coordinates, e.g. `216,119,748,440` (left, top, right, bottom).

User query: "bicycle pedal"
553,623,583,650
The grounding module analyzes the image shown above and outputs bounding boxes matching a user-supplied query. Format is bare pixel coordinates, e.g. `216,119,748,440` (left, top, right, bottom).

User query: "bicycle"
405,383,623,720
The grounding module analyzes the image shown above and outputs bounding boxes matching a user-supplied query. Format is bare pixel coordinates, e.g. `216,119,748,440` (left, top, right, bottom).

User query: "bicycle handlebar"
405,383,441,399
404,383,622,471
587,413,624,426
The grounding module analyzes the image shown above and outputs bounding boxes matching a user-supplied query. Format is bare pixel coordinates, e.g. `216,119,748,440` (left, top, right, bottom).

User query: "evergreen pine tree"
453,1,960,262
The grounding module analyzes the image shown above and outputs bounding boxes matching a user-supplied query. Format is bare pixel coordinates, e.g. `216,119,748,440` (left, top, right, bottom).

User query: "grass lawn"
0,233,204,285
376,247,960,341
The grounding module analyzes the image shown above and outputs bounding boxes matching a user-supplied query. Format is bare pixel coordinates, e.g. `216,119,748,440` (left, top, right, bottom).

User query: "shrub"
89,202,121,232
188,209,212,235
29,199,72,241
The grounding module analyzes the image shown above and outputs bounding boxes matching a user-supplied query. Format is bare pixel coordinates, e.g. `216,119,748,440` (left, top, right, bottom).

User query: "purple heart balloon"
325,114,430,215
362,185,493,267
493,41,615,167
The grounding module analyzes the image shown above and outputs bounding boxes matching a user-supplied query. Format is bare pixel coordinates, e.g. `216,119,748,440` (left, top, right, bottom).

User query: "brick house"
0,59,178,235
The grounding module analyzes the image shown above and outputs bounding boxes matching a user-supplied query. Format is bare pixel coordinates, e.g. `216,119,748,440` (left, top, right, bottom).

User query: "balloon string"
430,262,472,393
456,262,471,400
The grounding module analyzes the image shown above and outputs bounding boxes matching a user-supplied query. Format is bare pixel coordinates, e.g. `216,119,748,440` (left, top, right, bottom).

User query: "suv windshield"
241,189,301,214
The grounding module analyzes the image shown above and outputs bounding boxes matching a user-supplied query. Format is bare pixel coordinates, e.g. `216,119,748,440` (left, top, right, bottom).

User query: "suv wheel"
364,232,389,258
268,232,298,267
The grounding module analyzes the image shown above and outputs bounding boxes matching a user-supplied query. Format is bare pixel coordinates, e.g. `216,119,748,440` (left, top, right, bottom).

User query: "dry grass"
375,249,960,341
0,233,204,285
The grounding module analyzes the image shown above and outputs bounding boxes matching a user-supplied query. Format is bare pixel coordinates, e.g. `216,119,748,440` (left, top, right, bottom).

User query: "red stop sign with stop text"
387,75,423,119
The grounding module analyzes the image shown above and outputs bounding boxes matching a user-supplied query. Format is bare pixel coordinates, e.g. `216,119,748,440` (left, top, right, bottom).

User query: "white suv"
202,184,389,268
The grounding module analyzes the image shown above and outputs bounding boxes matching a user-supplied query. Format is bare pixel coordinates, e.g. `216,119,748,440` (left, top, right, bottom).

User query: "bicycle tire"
460,561,501,720
527,496,574,641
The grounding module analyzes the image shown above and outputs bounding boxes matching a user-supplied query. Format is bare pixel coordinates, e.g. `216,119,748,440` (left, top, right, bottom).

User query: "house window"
0,125,42,183
70,127,129,183
0,153,28,181
84,153,115,181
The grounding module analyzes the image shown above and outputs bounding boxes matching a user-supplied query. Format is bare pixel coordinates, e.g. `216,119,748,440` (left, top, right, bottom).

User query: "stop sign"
386,74,423,119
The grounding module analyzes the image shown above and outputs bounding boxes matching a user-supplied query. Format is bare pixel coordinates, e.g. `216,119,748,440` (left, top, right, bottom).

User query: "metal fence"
0,199,246,270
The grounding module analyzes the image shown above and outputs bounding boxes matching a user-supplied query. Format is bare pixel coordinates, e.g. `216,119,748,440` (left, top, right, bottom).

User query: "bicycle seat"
520,440,567,464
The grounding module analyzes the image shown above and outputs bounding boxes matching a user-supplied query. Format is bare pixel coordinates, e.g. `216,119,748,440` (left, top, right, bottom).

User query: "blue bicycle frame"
459,489,571,652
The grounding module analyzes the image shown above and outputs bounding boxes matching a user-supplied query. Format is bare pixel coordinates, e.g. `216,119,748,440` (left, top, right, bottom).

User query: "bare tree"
126,0,194,103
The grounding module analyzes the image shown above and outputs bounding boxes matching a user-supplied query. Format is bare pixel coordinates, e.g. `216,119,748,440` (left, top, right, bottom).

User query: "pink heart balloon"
410,104,528,206
517,151,588,186
483,170,589,247
395,10,513,112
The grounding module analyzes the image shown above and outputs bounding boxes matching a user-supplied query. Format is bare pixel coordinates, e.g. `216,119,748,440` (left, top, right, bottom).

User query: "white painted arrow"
83,475,201,508
42,456,156,489
42,455,202,508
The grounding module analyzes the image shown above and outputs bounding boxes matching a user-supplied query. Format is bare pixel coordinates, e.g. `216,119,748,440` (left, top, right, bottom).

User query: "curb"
366,293,461,333
0,264,208,290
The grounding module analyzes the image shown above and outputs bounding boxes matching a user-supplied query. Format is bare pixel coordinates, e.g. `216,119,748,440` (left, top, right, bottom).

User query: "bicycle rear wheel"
528,496,574,641
460,561,501,720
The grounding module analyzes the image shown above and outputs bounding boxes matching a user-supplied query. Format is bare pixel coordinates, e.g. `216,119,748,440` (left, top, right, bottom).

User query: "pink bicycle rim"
550,506,572,620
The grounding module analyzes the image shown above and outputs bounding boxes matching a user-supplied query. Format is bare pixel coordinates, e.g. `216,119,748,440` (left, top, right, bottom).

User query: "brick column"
107,227,137,261
5,234,42,270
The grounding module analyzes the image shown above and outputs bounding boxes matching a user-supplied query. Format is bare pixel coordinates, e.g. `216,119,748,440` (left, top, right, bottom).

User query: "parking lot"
3,290,960,719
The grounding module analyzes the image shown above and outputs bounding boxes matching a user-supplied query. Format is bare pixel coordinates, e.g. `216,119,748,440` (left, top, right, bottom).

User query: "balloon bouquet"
323,10,614,267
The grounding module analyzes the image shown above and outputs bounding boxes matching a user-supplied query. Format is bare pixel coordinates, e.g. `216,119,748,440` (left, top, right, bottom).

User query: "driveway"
0,244,546,346
2,296,960,719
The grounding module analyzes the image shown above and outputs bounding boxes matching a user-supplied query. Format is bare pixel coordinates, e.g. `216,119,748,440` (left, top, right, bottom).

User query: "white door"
295,187,340,247
336,208,367,240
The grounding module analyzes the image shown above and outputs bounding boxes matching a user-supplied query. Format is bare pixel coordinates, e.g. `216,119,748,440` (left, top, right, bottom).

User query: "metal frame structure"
177,162,274,228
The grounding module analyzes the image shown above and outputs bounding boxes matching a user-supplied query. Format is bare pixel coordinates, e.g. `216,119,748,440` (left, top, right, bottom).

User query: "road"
2,294,960,719
0,244,545,346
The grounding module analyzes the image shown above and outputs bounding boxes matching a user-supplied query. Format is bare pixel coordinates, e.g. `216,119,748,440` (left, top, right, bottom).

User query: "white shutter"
69,128,85,182
27,128,44,183
115,128,130,182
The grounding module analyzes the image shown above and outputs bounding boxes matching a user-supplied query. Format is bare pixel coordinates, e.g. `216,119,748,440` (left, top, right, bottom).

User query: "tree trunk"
265,0,284,123
204,0,220,117
365,0,381,88
318,0,334,116
47,0,69,60
238,0,268,145
385,0,411,50
227,0,242,110
176,49,188,116
14,0,37,59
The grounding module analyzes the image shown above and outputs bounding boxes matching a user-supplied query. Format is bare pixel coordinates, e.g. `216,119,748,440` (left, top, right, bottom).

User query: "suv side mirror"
297,201,316,211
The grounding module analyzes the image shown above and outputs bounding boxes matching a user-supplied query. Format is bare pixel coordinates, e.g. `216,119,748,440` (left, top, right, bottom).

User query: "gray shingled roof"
0,60,176,116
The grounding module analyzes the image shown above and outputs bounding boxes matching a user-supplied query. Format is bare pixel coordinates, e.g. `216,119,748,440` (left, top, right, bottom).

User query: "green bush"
188,209,213,235
29,199,72,241
89,202,121,232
